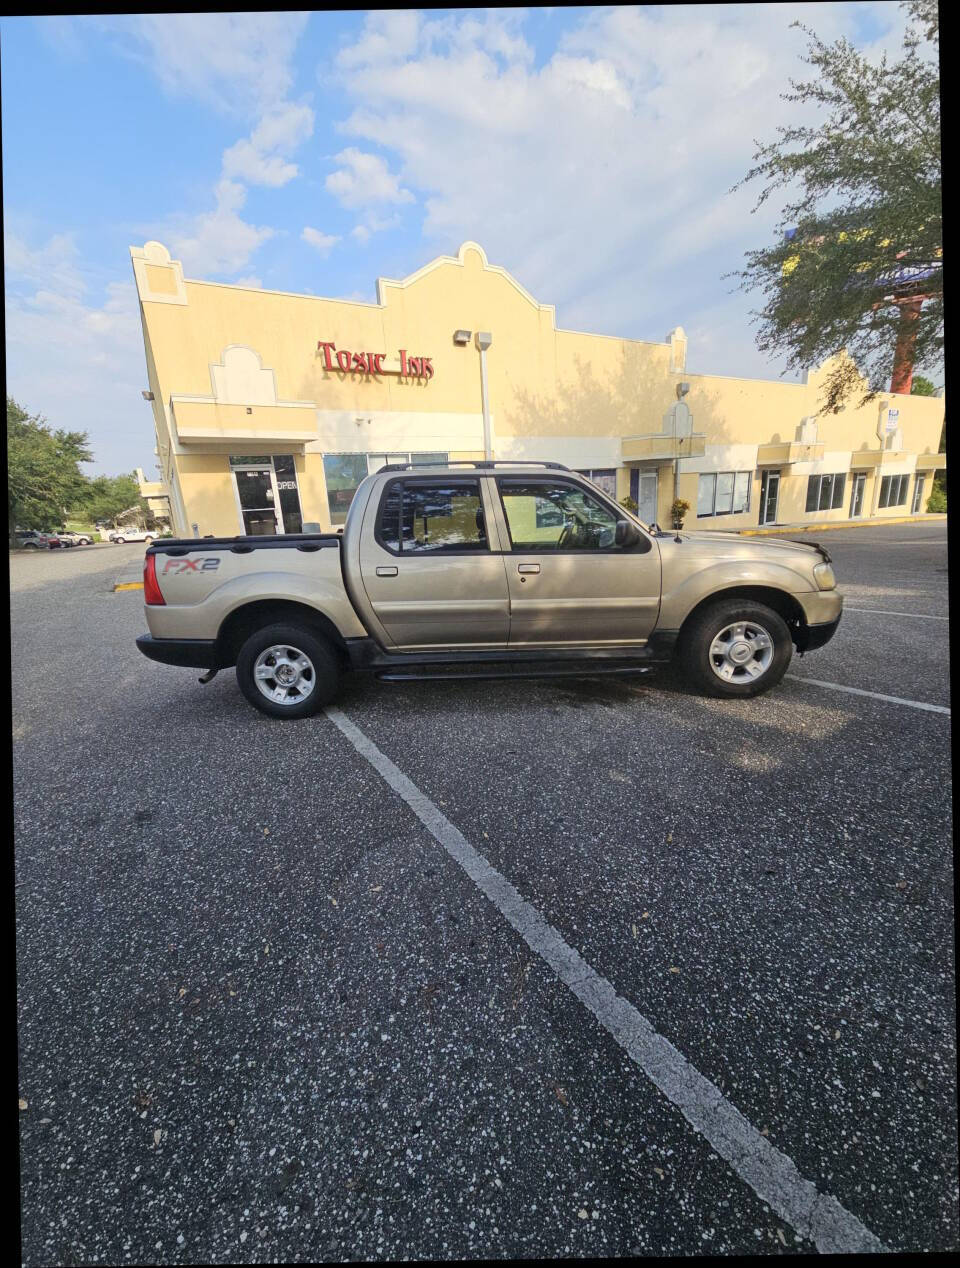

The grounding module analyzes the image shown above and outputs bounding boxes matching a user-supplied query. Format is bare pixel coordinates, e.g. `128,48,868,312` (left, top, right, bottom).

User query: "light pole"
672,381,690,532
476,331,493,459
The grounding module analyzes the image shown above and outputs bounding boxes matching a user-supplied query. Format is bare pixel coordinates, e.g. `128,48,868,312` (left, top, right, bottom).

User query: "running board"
375,664,656,683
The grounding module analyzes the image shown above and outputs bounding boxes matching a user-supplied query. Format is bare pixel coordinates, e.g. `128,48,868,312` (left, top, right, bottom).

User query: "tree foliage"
909,374,937,396
7,397,93,532
732,0,941,412
72,473,143,525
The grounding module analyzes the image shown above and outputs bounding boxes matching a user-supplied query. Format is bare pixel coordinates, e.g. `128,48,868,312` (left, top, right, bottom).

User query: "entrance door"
234,467,279,535
911,473,924,513
630,468,659,527
495,475,661,646
850,471,866,519
759,470,780,524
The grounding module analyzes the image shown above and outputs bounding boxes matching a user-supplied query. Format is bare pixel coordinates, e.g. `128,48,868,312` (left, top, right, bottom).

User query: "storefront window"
879,473,909,508
323,454,369,525
806,473,846,512
697,471,751,517
577,468,617,498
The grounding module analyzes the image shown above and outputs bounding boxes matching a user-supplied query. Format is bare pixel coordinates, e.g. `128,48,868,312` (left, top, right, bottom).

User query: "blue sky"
3,5,912,475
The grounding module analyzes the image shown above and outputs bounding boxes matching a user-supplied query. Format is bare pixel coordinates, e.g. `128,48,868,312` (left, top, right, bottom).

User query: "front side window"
377,479,488,553
499,479,620,550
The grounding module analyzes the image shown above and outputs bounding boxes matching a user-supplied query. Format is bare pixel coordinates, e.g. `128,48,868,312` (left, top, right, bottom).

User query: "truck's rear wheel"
679,599,792,698
236,622,340,718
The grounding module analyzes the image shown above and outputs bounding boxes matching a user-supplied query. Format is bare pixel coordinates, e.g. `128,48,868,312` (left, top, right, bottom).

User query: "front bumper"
136,634,220,669
797,614,841,653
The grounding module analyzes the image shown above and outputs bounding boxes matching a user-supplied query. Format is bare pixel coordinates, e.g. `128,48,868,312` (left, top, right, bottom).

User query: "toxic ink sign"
317,341,434,380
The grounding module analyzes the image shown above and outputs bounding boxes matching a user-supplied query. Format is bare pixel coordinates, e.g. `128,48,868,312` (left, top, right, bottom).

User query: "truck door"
358,475,510,649
492,476,661,646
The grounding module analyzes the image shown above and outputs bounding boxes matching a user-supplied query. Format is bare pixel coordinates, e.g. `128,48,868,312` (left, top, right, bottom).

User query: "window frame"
373,474,492,557
494,475,651,554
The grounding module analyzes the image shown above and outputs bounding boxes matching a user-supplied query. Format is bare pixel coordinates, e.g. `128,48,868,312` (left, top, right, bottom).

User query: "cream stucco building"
131,239,945,538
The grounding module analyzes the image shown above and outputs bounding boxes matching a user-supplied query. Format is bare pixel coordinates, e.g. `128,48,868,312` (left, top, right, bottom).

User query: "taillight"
143,553,166,605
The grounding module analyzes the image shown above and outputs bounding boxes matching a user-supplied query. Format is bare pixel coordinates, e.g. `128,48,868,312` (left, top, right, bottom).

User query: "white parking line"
845,607,949,621
324,704,886,1255
787,675,950,715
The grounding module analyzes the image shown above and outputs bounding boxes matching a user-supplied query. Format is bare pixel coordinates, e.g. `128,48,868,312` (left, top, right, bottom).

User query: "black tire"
114,536,125,544
678,598,792,698
144,535,155,543
236,622,341,719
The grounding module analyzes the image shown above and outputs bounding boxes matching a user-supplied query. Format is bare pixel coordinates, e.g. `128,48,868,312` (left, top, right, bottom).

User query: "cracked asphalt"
13,522,956,1261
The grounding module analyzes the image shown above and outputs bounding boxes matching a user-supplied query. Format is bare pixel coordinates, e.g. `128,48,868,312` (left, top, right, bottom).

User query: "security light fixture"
475,331,493,351
676,381,690,399
453,329,472,345
142,390,155,401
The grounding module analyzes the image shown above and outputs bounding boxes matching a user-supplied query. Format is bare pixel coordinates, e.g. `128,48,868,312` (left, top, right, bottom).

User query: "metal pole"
479,346,492,459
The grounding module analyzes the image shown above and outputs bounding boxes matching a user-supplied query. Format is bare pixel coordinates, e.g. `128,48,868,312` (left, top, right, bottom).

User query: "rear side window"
377,479,488,553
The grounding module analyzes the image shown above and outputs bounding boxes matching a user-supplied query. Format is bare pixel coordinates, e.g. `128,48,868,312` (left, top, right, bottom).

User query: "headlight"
813,562,836,590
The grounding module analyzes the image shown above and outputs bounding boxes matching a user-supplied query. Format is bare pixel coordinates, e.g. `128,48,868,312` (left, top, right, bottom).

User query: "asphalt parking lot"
13,522,956,1261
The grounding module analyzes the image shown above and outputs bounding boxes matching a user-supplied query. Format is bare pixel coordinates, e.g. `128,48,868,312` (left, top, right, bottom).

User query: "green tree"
910,374,937,396
7,397,93,533
732,0,941,412
71,473,143,525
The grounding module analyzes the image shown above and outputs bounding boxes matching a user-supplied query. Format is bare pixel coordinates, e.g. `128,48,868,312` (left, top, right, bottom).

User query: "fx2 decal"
162,558,221,574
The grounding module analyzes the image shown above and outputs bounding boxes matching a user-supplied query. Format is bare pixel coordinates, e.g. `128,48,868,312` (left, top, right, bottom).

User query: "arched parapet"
130,242,188,306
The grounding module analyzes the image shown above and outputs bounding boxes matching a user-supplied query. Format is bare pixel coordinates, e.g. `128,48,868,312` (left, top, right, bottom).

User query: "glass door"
629,468,658,525
850,471,866,518
911,473,924,513
234,466,280,535
759,470,780,524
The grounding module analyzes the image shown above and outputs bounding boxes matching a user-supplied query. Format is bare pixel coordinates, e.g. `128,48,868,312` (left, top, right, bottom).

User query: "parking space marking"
324,704,887,1255
786,676,950,715
845,607,948,621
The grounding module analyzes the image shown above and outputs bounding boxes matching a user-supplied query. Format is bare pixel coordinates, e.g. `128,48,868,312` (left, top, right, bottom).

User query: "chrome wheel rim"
253,644,316,706
708,620,774,684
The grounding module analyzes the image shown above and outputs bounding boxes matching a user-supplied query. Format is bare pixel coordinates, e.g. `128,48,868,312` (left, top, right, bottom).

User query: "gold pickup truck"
136,461,841,719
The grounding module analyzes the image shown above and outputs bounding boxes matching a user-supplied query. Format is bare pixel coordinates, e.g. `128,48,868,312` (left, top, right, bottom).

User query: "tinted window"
499,480,619,550
378,480,487,553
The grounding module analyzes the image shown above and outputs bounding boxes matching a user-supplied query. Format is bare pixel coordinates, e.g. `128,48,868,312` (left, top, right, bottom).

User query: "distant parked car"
55,529,94,546
108,527,157,544
14,530,52,550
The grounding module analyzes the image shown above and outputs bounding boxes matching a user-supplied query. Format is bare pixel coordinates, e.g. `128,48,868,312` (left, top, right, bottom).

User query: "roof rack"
379,460,571,472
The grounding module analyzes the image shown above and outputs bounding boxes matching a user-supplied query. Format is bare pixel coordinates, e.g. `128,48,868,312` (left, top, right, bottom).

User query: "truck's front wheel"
236,623,340,718
678,599,792,698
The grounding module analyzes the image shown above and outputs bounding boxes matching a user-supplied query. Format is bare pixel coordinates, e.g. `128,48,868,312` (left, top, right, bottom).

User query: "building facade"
131,239,945,538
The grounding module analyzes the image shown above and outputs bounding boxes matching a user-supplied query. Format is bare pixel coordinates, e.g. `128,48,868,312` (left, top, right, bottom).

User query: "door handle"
376,565,398,577
518,563,540,574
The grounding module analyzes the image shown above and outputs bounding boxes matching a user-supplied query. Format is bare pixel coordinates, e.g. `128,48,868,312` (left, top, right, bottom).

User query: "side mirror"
615,518,642,548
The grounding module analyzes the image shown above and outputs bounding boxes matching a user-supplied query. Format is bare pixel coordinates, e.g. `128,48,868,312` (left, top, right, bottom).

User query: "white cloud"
301,226,340,254
166,179,275,277
3,230,86,301
232,275,264,289
350,212,401,245
5,237,150,474
325,148,414,209
222,102,315,187
74,12,311,115
331,4,914,372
